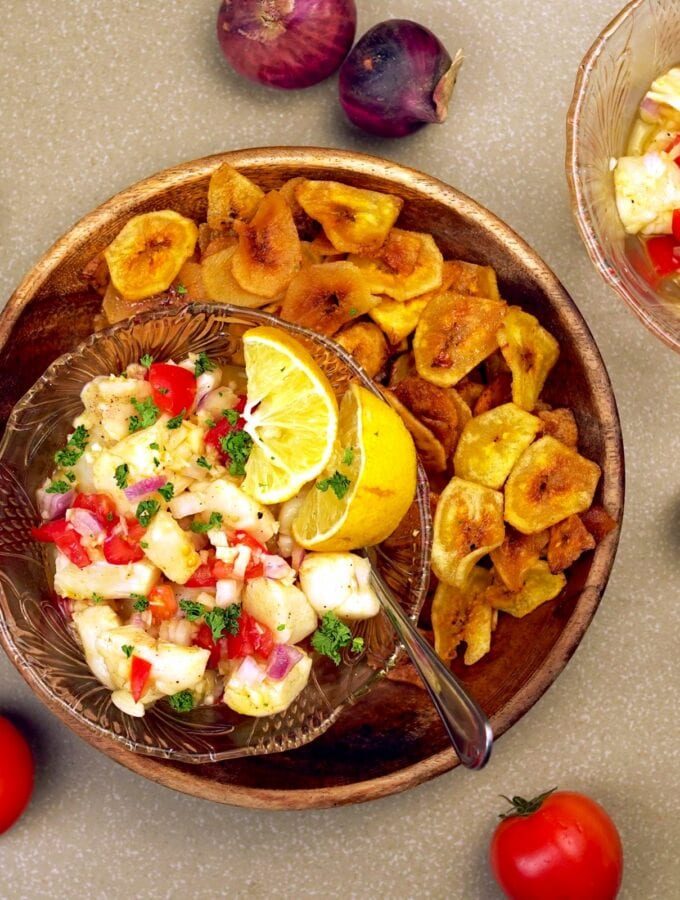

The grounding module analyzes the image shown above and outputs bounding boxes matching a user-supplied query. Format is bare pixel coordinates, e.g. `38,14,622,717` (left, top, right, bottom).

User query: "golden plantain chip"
387,351,417,387
232,191,301,298
348,228,443,301
201,246,272,308
486,561,566,618
473,372,513,415
173,260,206,302
295,179,403,254
103,209,198,301
383,390,447,473
538,407,579,448
432,476,505,586
207,164,264,231
579,505,617,544
498,307,559,412
392,375,460,456
369,295,430,345
489,526,548,592
414,292,507,387
278,176,321,241
448,387,472,434
504,436,601,534
432,566,493,664
547,514,596,573
335,321,390,379
464,597,495,665
279,261,376,336
454,402,542,490
440,258,501,300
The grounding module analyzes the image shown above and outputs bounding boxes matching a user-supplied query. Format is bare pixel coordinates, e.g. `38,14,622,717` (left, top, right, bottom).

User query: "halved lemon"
292,383,417,551
240,326,338,504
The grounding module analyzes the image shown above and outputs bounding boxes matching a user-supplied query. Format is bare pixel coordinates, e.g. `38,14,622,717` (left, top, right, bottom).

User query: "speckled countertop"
1,1,679,897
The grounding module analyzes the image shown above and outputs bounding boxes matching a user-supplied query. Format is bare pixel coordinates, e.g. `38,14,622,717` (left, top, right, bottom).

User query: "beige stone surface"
1,1,679,897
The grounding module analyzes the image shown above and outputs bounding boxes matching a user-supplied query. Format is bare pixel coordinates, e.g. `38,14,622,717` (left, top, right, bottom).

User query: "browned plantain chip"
278,176,322,241
369,295,430,345
547,514,596,573
232,191,301,298
473,372,513,415
432,566,493,664
498,307,559,412
383,389,447,473
490,526,549,592
538,408,579,448
392,375,460,456
335,320,390,379
279,261,376,336
349,228,443,301
201,246,272,308
579,505,617,544
207,163,264,231
486,561,566,618
440,259,501,300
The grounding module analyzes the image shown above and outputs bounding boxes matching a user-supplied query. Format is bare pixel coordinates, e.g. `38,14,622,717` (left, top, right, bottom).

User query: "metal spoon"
366,557,493,770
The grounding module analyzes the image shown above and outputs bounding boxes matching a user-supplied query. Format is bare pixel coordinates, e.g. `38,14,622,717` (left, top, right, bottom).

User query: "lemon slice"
240,326,339,504
292,383,417,551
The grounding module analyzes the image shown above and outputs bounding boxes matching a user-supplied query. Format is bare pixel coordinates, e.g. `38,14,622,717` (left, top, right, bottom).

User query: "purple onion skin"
217,0,357,90
339,19,461,138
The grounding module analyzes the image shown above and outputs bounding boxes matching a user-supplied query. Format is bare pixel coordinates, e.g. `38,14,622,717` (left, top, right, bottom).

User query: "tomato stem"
498,787,558,820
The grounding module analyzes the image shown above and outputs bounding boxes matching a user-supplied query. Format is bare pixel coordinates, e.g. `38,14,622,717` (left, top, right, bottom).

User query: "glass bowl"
566,0,680,352
0,304,432,762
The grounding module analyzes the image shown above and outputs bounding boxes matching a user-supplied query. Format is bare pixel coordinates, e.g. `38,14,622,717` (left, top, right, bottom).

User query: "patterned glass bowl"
567,0,680,352
0,304,432,763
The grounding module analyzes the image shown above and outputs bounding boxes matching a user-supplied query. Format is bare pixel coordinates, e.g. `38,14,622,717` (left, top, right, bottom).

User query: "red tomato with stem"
148,363,196,416
489,788,623,900
0,716,34,834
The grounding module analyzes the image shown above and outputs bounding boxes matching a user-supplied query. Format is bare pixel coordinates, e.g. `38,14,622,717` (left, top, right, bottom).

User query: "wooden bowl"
0,147,624,809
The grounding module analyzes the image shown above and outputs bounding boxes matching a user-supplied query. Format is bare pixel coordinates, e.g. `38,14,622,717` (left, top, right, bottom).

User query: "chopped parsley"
342,447,354,466
140,354,154,369
179,599,206,622
135,499,160,527
220,430,252,477
129,397,160,433
190,511,223,533
91,593,104,605
205,418,216,429
153,457,160,467
176,283,188,296
149,442,160,450
46,480,71,494
316,471,351,500
139,541,148,549
204,604,241,641
157,387,169,395
166,409,186,429
121,644,135,658
194,351,217,377
114,463,129,489
223,408,240,426
277,624,286,632
311,612,364,665
157,482,174,502
196,456,211,470
65,472,77,483
54,425,89,468
349,307,358,316
168,689,194,712
131,594,149,612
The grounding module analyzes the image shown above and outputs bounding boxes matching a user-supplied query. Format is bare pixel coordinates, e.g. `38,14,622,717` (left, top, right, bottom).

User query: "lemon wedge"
240,326,339,504
292,383,417,551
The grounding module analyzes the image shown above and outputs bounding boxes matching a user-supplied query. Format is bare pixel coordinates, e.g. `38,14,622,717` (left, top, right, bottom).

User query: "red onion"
124,476,166,501
339,19,463,138
67,508,105,539
37,487,75,521
266,644,303,680
234,655,267,686
195,370,223,409
216,0,357,90
262,554,293,580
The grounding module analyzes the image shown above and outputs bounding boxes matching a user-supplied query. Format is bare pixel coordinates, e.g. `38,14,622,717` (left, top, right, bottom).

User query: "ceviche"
31,326,417,718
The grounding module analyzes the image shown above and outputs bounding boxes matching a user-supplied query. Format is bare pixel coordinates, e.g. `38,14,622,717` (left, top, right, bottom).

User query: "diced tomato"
103,533,144,565
672,210,680,242
31,519,91,568
194,623,221,668
72,493,118,532
666,134,680,166
232,531,267,555
185,562,217,588
233,394,247,414
211,559,234,580
125,517,147,544
130,655,152,703
645,234,680,276
226,611,274,660
246,561,264,579
148,584,177,621
148,362,196,416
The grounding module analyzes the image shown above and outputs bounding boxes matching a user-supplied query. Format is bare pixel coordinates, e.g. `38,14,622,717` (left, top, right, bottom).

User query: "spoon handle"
369,566,493,770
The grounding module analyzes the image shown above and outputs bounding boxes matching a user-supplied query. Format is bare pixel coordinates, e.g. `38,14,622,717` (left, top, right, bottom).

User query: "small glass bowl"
0,304,432,762
566,0,680,352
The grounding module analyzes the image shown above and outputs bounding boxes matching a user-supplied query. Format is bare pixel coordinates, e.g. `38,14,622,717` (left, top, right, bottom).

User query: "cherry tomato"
489,789,623,900
0,716,34,833
226,611,274,660
148,363,196,416
72,492,118,532
31,519,91,568
130,656,152,703
148,584,177,621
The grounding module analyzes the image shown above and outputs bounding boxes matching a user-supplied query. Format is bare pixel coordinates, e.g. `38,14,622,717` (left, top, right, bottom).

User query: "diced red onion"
130,612,145,628
197,387,231,418
37,487,75,521
262,554,294,580
216,578,242,606
234,655,267,686
124,476,167,501
67,508,106,538
266,644,303,680
232,545,252,579
291,546,306,571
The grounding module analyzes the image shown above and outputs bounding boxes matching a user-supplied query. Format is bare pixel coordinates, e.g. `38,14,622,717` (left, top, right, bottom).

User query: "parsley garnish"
349,307,358,316
176,283,188,296
167,409,186,429
46,480,71,494
220,430,252,476
91,593,104,605
131,594,149,612
54,425,89,468
135,499,160,527
157,482,174,501
114,463,129,489
140,541,148,549
129,397,160,432
140,354,154,369
223,408,239,426
277,623,286,632
316,471,351,500
194,351,217,377
196,456,211,470
168,690,194,712
66,472,76,483
190,511,223,533
205,418,216,429
157,387,169,395
179,599,206,622
149,442,160,450
204,604,241,641
122,644,135,658
342,447,354,466
311,613,363,665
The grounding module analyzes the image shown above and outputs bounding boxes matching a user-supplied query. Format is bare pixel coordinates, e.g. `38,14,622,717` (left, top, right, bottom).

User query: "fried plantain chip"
538,407,579,448
278,176,321,241
486,561,566,618
348,228,443,301
295,179,403,254
202,232,238,259
414,292,507,387
432,566,493,664
498,307,559,412
335,320,390,379
547,514,596,573
387,351,417,387
103,210,198,301
369,295,430,345
432,477,505,586
473,372,513,415
207,163,264,231
489,526,548,592
383,390,447,473
308,230,347,258
454,402,542,490
279,261,376,336
392,375,460,456
579,505,617,543
504,436,601,534
440,258,501,300
201,246,272,308
173,260,206,302
232,191,301,298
